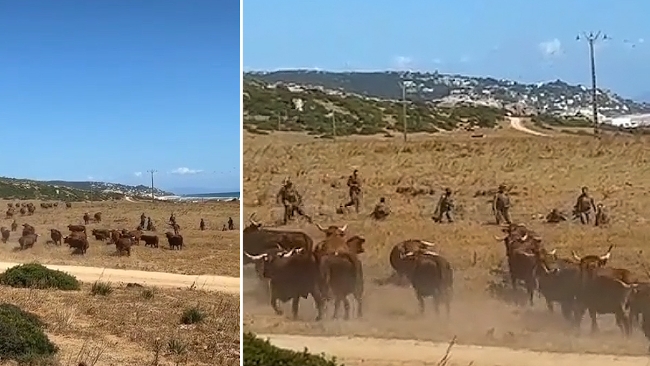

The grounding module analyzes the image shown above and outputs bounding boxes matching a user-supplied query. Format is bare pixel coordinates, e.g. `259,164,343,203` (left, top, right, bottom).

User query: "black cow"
243,214,314,265
244,248,324,321
400,249,453,316
534,249,581,321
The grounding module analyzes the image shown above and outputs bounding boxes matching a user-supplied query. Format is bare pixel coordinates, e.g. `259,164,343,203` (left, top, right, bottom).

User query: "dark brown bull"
83,213,90,225
66,202,72,208
626,281,650,336
94,212,102,222
533,249,581,321
115,237,132,256
50,229,63,246
389,239,438,285
68,224,86,234
140,234,159,248
91,229,111,241
572,245,637,335
64,232,89,254
313,223,365,319
495,224,544,306
244,247,325,321
5,207,14,219
242,214,314,265
27,205,35,215
1,227,10,243
18,233,39,250
19,207,26,215
165,232,183,250
109,230,121,244
22,223,36,237
400,249,454,315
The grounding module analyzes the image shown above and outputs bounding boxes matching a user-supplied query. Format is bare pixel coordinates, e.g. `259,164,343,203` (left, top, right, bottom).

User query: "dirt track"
0,261,240,294
260,333,650,366
509,117,550,137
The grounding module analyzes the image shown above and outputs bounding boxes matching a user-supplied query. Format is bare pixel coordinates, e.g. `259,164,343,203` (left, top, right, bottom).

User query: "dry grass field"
242,128,650,356
0,199,240,277
1,283,239,365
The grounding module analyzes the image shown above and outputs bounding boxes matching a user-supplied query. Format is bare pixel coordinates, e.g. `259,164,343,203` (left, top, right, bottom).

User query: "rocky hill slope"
247,70,650,118
243,77,591,137
0,178,173,201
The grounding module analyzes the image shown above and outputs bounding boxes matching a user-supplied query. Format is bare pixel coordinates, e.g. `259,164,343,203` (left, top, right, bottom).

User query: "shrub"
180,306,205,324
0,303,58,362
0,263,80,291
90,281,113,296
243,332,343,366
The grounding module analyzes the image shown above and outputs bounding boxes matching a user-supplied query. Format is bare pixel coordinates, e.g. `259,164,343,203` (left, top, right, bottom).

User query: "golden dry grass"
1,283,239,365
0,199,240,277
243,129,650,355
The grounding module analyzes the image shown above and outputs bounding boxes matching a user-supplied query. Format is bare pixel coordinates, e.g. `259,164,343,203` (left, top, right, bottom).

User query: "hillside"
247,70,650,118
0,178,173,201
244,77,511,136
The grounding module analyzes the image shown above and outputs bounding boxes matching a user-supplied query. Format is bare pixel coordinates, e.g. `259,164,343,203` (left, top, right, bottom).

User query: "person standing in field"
574,186,597,225
433,188,455,223
277,178,312,225
493,184,512,225
344,169,362,213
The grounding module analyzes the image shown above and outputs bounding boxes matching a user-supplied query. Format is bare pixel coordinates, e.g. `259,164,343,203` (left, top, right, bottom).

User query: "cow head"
346,235,366,254
572,245,613,281
315,223,347,237
243,213,263,234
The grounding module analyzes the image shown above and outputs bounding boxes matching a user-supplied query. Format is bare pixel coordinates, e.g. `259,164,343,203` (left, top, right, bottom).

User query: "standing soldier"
140,213,146,228
228,216,234,230
574,186,597,225
277,178,312,225
344,169,362,213
493,184,512,225
200,218,205,231
433,188,455,223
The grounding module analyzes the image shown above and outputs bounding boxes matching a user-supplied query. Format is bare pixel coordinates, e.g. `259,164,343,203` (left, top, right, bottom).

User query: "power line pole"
577,31,608,136
147,169,157,202
399,80,407,141
331,113,336,137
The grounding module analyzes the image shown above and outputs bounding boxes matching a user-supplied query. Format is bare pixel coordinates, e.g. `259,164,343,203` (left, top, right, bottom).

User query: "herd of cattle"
1,204,185,256
243,213,650,352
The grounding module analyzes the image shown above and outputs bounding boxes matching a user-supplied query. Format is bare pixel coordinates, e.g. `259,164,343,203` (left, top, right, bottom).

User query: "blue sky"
0,1,241,194
244,0,650,100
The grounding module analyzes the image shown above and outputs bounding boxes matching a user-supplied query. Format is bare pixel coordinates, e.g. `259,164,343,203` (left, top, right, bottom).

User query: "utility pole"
147,169,157,202
577,31,608,136
399,80,407,141
331,113,336,137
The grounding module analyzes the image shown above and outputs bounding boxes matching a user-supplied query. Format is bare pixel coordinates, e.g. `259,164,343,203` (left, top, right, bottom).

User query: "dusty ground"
242,129,650,360
0,199,240,277
1,282,239,366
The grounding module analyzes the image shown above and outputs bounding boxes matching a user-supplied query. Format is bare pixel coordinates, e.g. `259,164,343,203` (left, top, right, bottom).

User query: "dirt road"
260,333,650,366
509,117,550,137
0,261,240,294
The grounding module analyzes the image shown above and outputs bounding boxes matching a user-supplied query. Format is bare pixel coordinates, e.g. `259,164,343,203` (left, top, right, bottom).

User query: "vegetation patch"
0,263,81,291
0,302,58,362
243,332,342,366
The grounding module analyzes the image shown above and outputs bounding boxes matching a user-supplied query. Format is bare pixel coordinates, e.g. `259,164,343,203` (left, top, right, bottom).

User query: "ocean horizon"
156,191,240,202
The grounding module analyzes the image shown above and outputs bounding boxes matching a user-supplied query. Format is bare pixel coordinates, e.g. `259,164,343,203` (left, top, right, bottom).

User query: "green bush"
0,303,58,362
180,306,205,324
0,263,80,291
243,332,343,366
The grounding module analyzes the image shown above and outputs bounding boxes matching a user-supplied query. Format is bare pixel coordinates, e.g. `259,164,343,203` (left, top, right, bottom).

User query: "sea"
155,191,240,202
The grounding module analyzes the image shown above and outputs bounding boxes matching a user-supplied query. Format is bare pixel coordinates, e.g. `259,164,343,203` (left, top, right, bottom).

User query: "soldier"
146,217,154,231
200,218,205,231
433,188,455,223
574,186,597,225
140,213,146,228
493,184,512,225
277,178,312,225
595,203,609,227
169,212,176,225
371,197,391,220
545,208,567,224
227,217,234,230
344,169,362,213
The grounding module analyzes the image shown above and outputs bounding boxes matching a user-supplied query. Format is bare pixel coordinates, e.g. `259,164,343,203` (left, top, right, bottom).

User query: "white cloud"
170,167,204,175
134,172,142,177
639,38,645,44
432,58,443,65
539,39,562,58
394,56,413,69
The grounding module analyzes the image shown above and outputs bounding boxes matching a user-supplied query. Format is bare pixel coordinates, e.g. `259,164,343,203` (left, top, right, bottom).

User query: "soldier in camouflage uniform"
574,186,597,225
493,184,512,225
344,169,362,213
595,203,609,227
371,197,391,220
277,178,312,225
545,208,567,223
433,188,455,223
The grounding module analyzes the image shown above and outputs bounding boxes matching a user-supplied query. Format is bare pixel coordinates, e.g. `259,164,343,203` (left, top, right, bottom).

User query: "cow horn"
249,213,260,226
422,250,439,257
572,251,581,261
316,223,326,231
243,252,267,261
600,251,611,261
419,240,436,247
494,235,507,241
275,243,283,250
548,249,557,256
520,251,535,257
520,234,528,241
340,224,348,232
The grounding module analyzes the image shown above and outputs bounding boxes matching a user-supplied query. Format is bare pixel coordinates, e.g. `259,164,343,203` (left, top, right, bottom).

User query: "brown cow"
572,245,637,335
22,223,36,237
5,208,14,219
400,249,454,316
1,227,9,243
68,224,86,234
91,229,111,241
94,212,102,222
83,213,90,225
109,229,121,244
120,229,142,245
115,237,132,256
165,232,183,250
64,232,89,254
18,233,39,250
140,234,159,248
50,229,63,246
66,202,72,208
